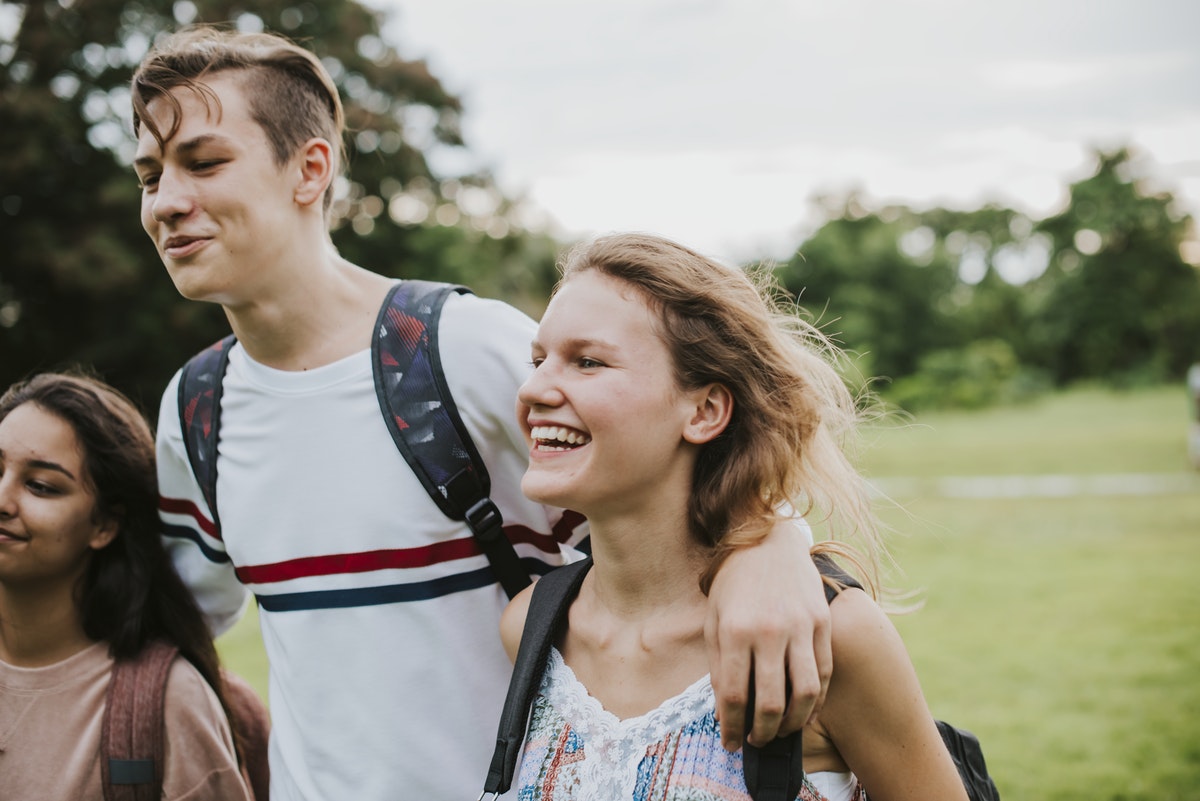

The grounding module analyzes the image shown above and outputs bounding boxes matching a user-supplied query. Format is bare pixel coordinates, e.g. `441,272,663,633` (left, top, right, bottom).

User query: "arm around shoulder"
706,517,830,749
818,588,968,801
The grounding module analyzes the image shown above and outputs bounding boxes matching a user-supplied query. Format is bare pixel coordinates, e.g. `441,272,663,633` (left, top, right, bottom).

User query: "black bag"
480,556,1001,801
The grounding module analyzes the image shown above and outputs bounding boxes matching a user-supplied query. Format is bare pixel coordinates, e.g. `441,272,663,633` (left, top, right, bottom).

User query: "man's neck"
224,254,395,371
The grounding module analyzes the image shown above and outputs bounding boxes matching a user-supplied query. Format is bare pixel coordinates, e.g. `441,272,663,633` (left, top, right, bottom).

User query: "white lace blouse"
513,648,862,801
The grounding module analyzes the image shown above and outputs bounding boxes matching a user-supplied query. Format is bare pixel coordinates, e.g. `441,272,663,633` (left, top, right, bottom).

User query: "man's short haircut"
131,25,345,214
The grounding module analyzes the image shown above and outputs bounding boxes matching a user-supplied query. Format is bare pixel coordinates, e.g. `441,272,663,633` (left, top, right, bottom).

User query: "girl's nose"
517,361,564,410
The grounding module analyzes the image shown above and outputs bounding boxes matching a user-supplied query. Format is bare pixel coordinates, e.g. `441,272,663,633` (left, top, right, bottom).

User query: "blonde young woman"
501,234,968,801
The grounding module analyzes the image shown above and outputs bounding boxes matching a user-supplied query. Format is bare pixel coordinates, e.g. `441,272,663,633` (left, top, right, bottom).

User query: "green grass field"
217,383,1200,800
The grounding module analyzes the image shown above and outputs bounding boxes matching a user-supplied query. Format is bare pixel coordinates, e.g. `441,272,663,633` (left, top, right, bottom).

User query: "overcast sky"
373,0,1200,263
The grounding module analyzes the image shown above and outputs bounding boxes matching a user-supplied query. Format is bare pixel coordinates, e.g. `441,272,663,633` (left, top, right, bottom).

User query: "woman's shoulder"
161,657,254,800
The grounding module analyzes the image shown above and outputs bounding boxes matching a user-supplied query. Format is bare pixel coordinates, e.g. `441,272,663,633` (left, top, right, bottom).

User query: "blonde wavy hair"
557,233,886,596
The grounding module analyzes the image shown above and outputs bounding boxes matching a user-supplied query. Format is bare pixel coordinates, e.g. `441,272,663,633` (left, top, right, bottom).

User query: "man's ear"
294,137,335,208
683,383,733,444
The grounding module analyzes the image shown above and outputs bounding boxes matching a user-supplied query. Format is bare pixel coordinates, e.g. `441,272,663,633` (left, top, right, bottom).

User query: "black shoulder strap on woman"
480,557,592,799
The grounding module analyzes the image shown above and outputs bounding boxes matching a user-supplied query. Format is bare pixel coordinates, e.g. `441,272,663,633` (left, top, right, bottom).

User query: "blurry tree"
775,195,961,382
1028,147,1200,385
0,0,559,411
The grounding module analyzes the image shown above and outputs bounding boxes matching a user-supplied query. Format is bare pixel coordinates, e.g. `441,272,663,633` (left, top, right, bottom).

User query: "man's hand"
705,519,831,750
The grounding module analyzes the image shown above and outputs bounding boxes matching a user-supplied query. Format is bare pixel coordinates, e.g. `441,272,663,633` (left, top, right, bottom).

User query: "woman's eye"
28,480,60,496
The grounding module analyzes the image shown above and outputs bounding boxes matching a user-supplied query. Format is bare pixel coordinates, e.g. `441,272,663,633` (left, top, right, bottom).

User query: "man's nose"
152,169,194,222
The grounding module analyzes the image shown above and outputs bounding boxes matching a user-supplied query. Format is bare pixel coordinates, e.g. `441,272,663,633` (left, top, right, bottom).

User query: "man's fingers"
778,617,833,735
708,612,751,751
746,653,787,747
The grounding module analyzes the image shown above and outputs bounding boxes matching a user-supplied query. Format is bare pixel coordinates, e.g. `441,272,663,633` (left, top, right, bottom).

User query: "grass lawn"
217,383,1200,799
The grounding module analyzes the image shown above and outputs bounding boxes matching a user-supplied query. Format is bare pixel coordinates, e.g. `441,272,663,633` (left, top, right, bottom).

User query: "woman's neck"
584,502,711,620
0,582,95,667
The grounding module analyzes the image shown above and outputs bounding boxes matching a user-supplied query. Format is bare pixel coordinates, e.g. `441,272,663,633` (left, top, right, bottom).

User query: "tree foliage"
0,0,559,410
773,148,1199,411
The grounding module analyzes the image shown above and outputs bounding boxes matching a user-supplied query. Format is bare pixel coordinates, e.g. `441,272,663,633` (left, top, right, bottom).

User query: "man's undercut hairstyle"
131,25,345,214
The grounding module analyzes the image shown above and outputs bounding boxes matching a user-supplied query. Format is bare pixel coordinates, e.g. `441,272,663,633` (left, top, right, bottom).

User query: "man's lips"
162,235,212,258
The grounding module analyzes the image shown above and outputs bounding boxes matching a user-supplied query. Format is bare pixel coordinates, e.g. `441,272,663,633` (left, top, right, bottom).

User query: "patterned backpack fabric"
176,280,531,599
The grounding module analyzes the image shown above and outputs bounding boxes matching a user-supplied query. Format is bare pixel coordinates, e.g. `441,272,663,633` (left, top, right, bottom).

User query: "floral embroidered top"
515,648,866,801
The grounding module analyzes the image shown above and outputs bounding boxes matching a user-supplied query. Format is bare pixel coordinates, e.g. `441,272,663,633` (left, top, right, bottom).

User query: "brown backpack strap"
101,641,179,801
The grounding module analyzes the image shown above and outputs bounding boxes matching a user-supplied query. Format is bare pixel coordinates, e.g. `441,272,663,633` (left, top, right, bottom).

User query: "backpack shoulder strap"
372,280,531,599
481,557,593,797
101,641,180,801
177,335,236,535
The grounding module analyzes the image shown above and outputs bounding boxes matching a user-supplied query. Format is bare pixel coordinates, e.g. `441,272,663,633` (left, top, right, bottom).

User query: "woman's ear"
88,513,120,551
683,383,733,444
293,137,335,208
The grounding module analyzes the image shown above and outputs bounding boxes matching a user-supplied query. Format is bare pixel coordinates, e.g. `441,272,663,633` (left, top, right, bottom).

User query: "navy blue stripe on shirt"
256,557,561,612
162,522,231,564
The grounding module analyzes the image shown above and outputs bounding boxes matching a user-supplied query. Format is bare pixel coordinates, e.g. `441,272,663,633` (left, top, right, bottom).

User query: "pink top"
0,641,251,801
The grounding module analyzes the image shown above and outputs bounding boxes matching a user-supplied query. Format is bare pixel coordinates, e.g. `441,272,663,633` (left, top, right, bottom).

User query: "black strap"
482,558,592,796
372,281,531,599
178,335,235,535
177,280,532,599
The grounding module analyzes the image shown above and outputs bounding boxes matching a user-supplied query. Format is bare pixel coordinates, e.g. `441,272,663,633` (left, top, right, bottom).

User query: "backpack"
480,556,1001,801
177,280,531,599
100,640,271,801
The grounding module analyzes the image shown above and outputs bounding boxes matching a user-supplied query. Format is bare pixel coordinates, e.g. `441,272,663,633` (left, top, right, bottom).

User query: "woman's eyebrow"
0,448,76,480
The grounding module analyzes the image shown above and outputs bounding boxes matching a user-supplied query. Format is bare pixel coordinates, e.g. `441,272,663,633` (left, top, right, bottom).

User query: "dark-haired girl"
0,372,252,800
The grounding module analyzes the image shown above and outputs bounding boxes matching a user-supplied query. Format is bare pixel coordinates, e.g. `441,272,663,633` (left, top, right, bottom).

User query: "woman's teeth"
530,426,591,449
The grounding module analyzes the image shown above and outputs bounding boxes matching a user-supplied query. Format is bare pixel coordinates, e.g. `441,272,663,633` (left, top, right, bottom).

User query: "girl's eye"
529,358,544,369
28,480,60,496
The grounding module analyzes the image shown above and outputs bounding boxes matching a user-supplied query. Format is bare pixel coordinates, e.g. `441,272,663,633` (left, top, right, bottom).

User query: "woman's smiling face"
517,270,705,519
0,403,116,588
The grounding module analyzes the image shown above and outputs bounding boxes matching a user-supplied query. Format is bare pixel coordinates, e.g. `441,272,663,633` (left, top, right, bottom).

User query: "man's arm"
705,518,831,750
156,372,250,636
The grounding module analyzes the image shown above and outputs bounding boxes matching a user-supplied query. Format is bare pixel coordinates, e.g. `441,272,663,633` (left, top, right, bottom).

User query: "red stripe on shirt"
159,496,220,540
234,521,569,585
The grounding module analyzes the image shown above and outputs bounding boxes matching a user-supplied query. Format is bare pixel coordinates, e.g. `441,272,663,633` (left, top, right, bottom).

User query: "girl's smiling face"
518,270,719,520
0,403,116,588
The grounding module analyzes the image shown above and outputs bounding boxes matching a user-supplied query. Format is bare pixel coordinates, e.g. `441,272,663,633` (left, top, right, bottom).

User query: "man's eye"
578,358,603,369
138,174,159,190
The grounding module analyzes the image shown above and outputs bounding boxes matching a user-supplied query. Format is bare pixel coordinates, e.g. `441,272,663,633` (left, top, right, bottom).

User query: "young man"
131,26,832,800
